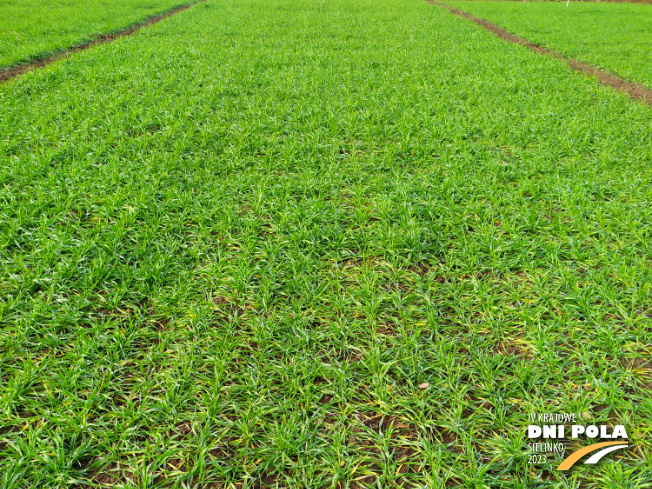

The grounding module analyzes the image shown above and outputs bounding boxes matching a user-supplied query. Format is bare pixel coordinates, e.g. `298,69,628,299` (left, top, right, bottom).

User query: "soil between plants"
0,1,205,84
430,0,652,106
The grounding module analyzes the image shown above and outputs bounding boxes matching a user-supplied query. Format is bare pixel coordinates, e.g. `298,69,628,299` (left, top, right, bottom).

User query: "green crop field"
1,0,651,488
444,1,652,89
0,0,192,69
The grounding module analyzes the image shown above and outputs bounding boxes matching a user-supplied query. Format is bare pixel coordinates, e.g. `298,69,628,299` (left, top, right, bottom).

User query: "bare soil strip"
429,1,652,106
0,1,204,84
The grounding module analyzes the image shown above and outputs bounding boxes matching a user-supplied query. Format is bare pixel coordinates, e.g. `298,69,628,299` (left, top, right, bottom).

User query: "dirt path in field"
428,1,652,106
0,1,205,84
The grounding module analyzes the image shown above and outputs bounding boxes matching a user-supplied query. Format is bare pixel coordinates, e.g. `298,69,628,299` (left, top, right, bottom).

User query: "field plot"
0,0,193,69
444,1,652,89
1,0,652,487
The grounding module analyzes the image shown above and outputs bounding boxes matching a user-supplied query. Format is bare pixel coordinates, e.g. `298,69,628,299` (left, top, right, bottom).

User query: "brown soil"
0,1,204,84
429,1,652,106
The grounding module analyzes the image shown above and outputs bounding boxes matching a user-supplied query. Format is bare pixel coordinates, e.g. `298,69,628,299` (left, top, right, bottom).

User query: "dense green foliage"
447,1,652,88
0,0,190,69
1,0,651,487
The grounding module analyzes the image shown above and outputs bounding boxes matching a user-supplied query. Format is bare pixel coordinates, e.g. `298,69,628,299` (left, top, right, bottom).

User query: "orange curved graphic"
556,441,628,470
